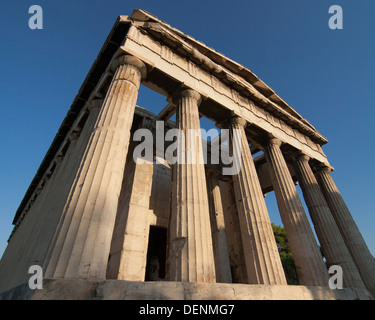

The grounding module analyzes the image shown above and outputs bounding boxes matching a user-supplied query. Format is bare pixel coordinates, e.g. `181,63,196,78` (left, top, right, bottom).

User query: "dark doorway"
145,226,167,281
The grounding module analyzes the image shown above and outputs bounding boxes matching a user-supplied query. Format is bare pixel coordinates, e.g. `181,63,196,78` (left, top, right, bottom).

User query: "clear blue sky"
0,0,374,259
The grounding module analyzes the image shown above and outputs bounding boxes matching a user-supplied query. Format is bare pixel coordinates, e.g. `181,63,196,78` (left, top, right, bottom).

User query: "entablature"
119,18,329,166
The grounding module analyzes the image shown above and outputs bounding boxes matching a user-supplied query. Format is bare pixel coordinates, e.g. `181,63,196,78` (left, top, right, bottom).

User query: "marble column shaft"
43,100,102,278
230,118,287,285
45,55,147,279
219,180,249,283
264,138,329,286
111,150,154,281
168,88,216,282
295,154,365,289
316,167,375,295
207,174,232,283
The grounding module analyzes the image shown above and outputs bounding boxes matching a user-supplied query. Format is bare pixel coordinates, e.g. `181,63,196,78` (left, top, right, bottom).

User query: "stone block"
1,279,373,300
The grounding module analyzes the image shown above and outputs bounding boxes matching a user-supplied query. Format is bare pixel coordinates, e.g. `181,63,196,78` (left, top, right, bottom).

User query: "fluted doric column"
168,88,216,282
207,173,232,283
44,54,147,279
229,118,287,285
43,99,103,277
294,154,366,289
315,165,375,296
106,139,154,281
263,138,329,286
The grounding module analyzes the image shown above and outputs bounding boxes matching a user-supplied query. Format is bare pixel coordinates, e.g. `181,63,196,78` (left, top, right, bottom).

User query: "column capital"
111,55,147,80
172,88,202,105
141,117,155,131
230,116,247,128
296,152,310,163
316,164,332,174
266,136,283,147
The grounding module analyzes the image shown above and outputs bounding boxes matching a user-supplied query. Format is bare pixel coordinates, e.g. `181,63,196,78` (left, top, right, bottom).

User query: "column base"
1,278,373,300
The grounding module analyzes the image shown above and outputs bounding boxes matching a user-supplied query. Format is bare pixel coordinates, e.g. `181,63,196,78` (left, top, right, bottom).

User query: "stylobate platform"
0,279,373,300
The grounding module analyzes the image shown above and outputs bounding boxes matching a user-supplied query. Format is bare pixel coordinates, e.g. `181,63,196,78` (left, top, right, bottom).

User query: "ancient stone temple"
0,9,374,300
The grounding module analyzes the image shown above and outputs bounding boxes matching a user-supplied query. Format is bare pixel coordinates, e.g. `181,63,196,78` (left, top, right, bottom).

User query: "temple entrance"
145,226,167,281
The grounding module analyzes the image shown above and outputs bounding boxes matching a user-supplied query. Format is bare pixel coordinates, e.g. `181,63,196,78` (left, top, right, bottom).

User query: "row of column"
40,53,374,296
